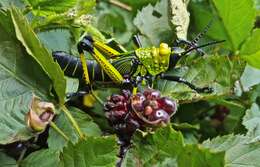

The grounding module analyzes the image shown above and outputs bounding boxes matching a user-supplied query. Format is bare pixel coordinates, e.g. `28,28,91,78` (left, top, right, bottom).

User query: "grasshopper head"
159,43,171,57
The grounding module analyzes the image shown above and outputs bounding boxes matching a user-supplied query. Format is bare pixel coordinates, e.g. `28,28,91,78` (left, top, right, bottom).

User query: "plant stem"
61,105,84,139
108,0,132,11
50,121,69,141
17,135,39,165
22,6,32,15
91,90,104,106
17,146,27,165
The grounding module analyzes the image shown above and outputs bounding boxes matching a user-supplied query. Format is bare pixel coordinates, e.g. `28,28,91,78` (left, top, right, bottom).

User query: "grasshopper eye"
159,43,171,56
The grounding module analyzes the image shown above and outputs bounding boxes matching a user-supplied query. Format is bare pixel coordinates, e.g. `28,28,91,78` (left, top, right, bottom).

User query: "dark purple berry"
143,89,161,100
157,97,177,116
211,105,230,122
149,109,170,123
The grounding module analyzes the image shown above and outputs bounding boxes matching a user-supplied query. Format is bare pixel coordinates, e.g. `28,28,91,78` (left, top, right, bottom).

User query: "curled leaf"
26,96,55,132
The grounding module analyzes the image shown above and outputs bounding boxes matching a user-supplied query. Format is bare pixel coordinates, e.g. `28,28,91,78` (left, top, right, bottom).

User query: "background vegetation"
0,0,260,166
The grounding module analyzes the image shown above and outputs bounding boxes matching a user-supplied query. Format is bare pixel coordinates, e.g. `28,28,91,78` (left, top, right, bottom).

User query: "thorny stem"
50,121,69,141
62,105,84,139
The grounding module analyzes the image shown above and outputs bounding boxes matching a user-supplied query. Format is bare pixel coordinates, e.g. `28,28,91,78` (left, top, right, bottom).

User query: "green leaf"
0,9,52,144
240,64,260,90
190,0,256,52
168,0,190,40
202,134,247,152
65,77,79,94
22,137,118,167
10,6,66,104
189,2,232,50
23,0,77,16
96,2,134,44
133,0,174,46
212,0,256,51
208,99,246,133
48,107,101,151
0,152,17,167
97,12,126,35
21,149,60,167
125,126,224,166
226,141,260,167
61,137,118,167
30,0,95,33
243,103,260,138
124,127,183,166
172,122,200,131
0,0,25,8
203,134,260,167
241,29,260,69
37,29,72,53
156,55,244,103
178,145,225,167
75,0,95,16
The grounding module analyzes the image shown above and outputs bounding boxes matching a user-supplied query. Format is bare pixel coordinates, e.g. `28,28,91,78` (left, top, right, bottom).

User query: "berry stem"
61,105,84,139
50,121,69,141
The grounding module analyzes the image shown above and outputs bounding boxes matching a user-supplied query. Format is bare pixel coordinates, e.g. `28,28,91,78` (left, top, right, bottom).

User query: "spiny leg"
160,73,213,93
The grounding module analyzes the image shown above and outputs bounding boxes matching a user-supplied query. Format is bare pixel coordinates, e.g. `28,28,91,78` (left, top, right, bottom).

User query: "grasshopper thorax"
135,43,171,76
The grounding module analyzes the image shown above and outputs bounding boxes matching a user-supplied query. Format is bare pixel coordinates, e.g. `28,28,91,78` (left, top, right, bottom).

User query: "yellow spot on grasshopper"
132,87,137,95
83,94,96,108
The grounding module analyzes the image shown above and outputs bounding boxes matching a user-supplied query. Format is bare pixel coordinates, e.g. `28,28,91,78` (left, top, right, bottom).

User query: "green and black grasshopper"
52,23,224,106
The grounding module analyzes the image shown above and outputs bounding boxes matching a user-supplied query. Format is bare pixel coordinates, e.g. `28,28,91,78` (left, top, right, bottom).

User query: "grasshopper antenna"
190,20,213,46
181,40,225,56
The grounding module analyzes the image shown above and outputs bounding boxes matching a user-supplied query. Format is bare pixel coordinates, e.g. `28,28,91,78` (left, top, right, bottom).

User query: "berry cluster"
211,105,230,122
104,89,177,142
